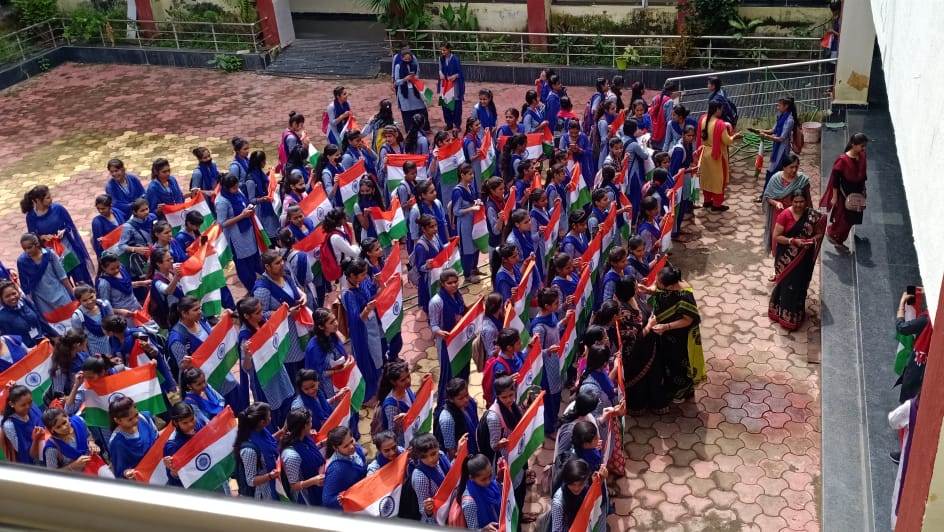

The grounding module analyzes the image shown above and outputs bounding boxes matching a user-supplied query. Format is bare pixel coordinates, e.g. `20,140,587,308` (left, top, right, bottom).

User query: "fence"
0,18,266,69
386,29,823,70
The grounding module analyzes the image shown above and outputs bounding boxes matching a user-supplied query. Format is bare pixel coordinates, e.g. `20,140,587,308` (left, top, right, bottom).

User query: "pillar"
526,0,549,47
833,0,875,105
256,0,281,49
133,0,156,36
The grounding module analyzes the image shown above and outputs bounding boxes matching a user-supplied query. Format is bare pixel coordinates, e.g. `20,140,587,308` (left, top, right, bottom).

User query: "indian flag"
502,186,517,226
557,311,578,378
440,78,457,111
378,240,402,283
503,300,530,347
569,473,605,532
337,159,367,216
437,137,465,186
411,78,435,106
48,236,80,274
659,207,676,253
574,264,594,326
432,437,469,525
266,170,283,218
293,225,327,280
43,300,80,335
445,297,484,380
178,238,225,317
498,459,517,532
618,191,632,242
298,183,334,228
543,198,562,265
80,453,114,478
191,223,232,268
428,236,463,294
308,143,321,168
164,192,214,235
644,255,668,287
507,390,545,479
331,362,366,412
581,230,603,282
514,336,544,402
510,257,535,324
402,374,435,446
541,125,555,157
608,109,626,138
189,312,239,391
472,206,490,253
524,132,546,161
339,450,410,517
599,205,618,258
0,339,53,405
895,303,917,375
314,389,352,444
131,424,174,485
252,215,271,251
130,293,152,328
340,114,359,141
568,163,591,214
366,196,408,248
386,153,428,193
170,406,238,491
376,274,403,343
245,303,292,387
98,225,124,256
82,362,166,427
478,129,497,179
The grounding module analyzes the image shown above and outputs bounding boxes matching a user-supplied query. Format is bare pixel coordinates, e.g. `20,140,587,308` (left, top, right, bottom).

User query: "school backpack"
480,356,508,407
276,129,292,174
321,111,330,135
471,333,487,373
791,123,805,155
718,94,739,127
447,496,468,527
319,228,348,283
407,238,428,287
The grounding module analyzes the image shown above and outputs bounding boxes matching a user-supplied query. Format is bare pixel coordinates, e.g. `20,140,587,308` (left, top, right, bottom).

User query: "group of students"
0,64,725,532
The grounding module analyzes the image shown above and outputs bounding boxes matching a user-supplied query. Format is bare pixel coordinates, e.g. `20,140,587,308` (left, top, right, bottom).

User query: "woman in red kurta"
821,133,868,253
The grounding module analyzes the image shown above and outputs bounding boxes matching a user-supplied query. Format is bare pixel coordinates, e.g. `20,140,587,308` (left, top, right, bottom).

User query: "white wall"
870,0,944,317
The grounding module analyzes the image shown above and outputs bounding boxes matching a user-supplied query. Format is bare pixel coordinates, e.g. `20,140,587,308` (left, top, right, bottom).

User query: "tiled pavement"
0,64,821,531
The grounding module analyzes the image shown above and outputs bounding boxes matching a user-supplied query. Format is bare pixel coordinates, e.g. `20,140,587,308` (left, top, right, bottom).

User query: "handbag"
845,192,867,212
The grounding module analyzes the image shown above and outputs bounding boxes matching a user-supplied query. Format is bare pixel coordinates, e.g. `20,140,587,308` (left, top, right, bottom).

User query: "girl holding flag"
412,214,444,315
592,99,618,174
354,177,384,241
41,407,100,471
105,159,146,216
493,244,521,303
460,454,502,529
485,329,525,403
367,430,403,474
550,459,593,532
559,121,593,189
16,232,75,316
303,308,353,403
411,178,449,247
22,185,93,285
234,402,280,500
280,112,310,180
253,250,308,382
570,421,603,473
237,297,294,429
217,173,263,292
71,284,114,356
436,377,479,458
530,287,563,436
326,86,352,147
116,199,156,288
504,208,544,289
0,280,58,347
280,173,308,224
148,248,184,329
341,131,380,187
548,253,579,313
450,163,482,284
430,269,468,400
245,151,280,239
277,227,320,310
477,375,521,466
462,119,483,187
404,114,431,155
602,247,630,302
528,188,551,249
2,384,45,464
521,90,547,133
438,42,465,130
48,329,89,401
544,164,570,235
168,300,245,413
472,89,498,141
561,211,589,259
163,402,207,489
290,369,335,431
393,48,429,131
480,292,504,361
190,147,220,209
279,407,326,506
377,125,404,201
91,195,125,258
151,221,187,263
181,367,226,424
482,177,506,283
377,360,414,445
578,345,621,446
411,433,453,524
108,396,160,479
322,425,368,509
341,258,385,403
312,144,342,200
102,315,177,394
145,158,188,217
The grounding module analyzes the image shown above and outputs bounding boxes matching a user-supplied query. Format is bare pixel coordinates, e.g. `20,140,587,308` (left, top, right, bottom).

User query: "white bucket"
802,122,822,144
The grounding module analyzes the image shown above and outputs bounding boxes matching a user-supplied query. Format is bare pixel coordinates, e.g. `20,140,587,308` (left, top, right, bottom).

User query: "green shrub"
63,4,110,43
12,0,60,28
209,53,243,72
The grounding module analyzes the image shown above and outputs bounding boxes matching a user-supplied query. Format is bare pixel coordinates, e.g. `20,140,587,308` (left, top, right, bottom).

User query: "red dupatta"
820,151,868,208
695,115,730,160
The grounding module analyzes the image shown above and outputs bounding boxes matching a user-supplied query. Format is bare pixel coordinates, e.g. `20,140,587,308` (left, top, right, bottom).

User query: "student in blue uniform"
91,194,126,258
429,269,468,402
151,221,187,263
376,360,414,445
190,146,220,210
341,131,379,186
411,433,452,524
322,425,368,509
41,407,101,472
180,366,226,425
234,402,280,500
16,232,74,316
530,287,563,437
145,158,187,217
504,209,543,287
326,86,352,147
341,258,386,405
290,369,335,432
102,315,177,395
229,136,251,188
471,88,498,141
280,112,311,180
435,377,479,458
2,384,44,464
498,108,525,138
237,298,294,429
544,75,564,138
22,185,93,285
70,284,113,357
461,454,502,529
602,247,629,303
559,122,593,190
161,402,205,488
461,121,483,191
245,151,280,239
484,328,524,405
561,211,589,259
253,250,308,379
494,244,522,302
411,214,444,316
481,177,507,284
450,163,481,284
367,431,404,474
107,396,159,480
216,173,262,292
279,408,326,506
548,253,579,315
438,42,465,130
147,247,184,330
311,144,342,200
95,253,146,317
0,280,58,346
393,48,429,132
593,99,617,175
116,198,157,288
522,89,547,134
106,158,146,216
303,308,352,403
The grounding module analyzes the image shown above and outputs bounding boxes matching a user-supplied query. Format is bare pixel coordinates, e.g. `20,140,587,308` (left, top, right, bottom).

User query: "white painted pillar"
833,0,876,105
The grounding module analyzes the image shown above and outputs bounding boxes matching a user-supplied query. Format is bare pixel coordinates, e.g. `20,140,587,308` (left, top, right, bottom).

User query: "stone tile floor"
0,64,821,531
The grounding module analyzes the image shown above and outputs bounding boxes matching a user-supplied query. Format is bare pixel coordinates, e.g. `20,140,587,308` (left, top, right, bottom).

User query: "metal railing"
0,17,266,69
386,28,823,70
667,58,837,125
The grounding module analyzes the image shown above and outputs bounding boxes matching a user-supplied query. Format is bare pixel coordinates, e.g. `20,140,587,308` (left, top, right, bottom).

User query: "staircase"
264,16,386,78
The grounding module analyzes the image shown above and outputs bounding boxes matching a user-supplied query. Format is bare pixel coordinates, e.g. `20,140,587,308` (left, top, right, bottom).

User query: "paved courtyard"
0,63,821,531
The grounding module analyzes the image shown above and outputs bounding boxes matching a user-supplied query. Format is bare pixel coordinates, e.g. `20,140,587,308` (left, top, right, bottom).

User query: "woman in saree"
761,154,811,254
821,132,868,253
769,190,825,331
648,266,704,403
696,100,741,212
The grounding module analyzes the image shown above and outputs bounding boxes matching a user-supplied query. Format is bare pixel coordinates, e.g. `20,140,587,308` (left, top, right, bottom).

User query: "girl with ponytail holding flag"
578,345,622,448
279,408,326,506
461,453,502,529
17,232,75,317
91,195,125,258
108,396,160,479
72,284,113,355
151,221,187,263
327,86,353,147
412,214,445,316
253,250,308,379
22,185,93,285
410,180,449,247
237,297,294,429
438,43,465,130
411,432,453,524
341,258,385,403
41,407,102,472
481,177,506,283
548,253,579,314
162,402,207,488
216,173,262,291
0,281,58,347
180,367,226,424
550,458,593,532
190,147,220,211
450,163,482,284
277,228,321,310
290,369,335,431
393,49,430,130
148,248,184,329
436,378,479,459
2,384,45,464
245,151,280,239
322,425,368,509
102,315,177,395
234,402,280,500
429,269,468,400
376,360,414,446
530,287,563,437
303,308,353,404
462,118,483,188
493,245,522,303
377,125,404,201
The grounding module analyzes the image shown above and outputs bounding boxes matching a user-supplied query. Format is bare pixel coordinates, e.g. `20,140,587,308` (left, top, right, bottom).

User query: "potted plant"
615,44,639,70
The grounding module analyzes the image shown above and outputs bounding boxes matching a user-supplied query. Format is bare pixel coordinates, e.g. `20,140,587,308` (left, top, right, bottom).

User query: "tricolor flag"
506,390,545,479
43,300,80,334
293,225,327,280
503,300,531,347
432,437,469,525
244,303,292,387
339,114,359,141
618,191,633,242
895,303,917,375
436,137,466,186
573,264,594,326
366,196,408,248
48,236,80,275
514,336,544,402
428,236,463,294
266,170,283,218
98,225,124,256
81,453,114,478
478,129,498,179
191,223,232,268
314,388,352,444
378,240,402,283
524,132,546,161
440,78,457,111
331,362,366,413
170,406,238,491
644,255,668,287
542,198,563,265
509,256,535,325
402,374,435,446
0,339,53,405
541,125,555,157
445,298,484,380
130,293,152,328
124,337,151,369
581,229,604,281
501,187,517,228
131,424,174,485
163,192,215,235
557,311,578,378
658,208,676,253
568,163,590,214
252,215,271,251
385,153,428,193
339,450,410,517
298,183,334,229
599,204,619,258
82,362,166,427
471,206,490,253
308,143,321,169
337,160,367,216
498,458,517,532
608,109,626,138
376,274,403,343
189,312,240,391
569,472,605,532
411,78,435,106
178,238,225,317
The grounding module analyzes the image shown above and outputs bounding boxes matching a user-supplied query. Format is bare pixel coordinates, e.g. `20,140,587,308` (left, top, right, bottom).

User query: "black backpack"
397,463,421,520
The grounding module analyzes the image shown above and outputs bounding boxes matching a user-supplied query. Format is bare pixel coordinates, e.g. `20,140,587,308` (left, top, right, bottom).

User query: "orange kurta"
698,116,735,195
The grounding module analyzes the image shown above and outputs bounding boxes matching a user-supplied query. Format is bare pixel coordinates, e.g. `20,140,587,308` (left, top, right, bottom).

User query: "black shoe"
710,205,730,212
890,451,901,464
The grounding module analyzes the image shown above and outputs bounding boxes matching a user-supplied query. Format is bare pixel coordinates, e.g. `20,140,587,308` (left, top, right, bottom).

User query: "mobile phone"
907,285,917,296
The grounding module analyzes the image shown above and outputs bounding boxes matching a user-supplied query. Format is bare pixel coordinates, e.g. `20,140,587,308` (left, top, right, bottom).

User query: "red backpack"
481,356,513,406
319,225,354,282
276,129,292,174
447,496,467,527
649,94,671,142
